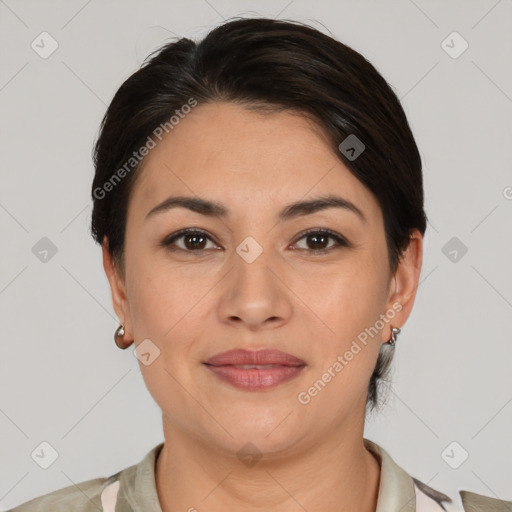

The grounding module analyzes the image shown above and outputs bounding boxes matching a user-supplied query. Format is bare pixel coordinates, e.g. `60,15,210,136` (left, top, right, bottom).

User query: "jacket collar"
115,442,164,511
364,438,416,512
116,439,417,512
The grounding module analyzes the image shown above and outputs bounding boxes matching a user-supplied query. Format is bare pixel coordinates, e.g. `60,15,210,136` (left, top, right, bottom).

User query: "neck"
155,422,381,512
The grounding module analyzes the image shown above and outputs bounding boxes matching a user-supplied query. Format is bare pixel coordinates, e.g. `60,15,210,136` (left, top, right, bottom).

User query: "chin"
205,413,304,454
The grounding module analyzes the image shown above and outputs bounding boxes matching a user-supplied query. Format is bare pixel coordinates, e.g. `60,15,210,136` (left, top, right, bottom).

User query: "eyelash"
160,228,349,255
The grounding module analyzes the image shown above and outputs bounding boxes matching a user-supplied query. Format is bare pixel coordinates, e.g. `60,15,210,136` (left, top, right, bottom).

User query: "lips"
204,349,306,367
203,349,306,391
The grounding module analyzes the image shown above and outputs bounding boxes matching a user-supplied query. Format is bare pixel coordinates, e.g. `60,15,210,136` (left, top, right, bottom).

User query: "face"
103,101,422,456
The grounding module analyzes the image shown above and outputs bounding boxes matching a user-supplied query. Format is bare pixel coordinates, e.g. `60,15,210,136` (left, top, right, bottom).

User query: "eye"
291,228,348,254
160,229,219,253
160,227,349,254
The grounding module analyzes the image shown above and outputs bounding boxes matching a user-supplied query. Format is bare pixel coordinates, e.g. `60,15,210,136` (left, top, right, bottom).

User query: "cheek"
300,269,385,413
126,256,213,365
320,261,389,335
305,258,389,401
126,264,201,417
125,254,183,343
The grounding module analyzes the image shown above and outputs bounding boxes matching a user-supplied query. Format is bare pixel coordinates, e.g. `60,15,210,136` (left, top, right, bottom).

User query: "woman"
9,17,511,512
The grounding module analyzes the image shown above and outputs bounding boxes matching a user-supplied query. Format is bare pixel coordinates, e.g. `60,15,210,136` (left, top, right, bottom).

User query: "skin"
102,101,423,512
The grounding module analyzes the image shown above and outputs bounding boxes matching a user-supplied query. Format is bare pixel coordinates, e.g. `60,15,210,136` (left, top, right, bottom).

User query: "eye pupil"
308,233,328,250
184,233,207,250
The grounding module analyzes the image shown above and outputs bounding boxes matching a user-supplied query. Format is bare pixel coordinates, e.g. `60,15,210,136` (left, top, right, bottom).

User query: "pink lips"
203,349,306,391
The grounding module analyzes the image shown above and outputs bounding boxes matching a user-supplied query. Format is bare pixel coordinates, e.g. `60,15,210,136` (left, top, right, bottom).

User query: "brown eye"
181,232,208,250
160,228,348,255
293,229,348,253
161,229,218,252
306,232,330,250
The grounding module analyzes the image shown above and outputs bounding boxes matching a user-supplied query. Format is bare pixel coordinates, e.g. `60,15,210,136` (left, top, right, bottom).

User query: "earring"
387,326,401,345
114,324,133,350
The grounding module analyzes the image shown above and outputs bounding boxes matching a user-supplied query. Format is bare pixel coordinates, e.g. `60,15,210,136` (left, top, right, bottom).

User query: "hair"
90,16,427,412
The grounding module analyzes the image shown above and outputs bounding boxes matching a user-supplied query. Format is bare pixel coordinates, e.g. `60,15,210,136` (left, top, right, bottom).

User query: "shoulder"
7,472,121,512
364,438,511,512
458,490,512,512
413,477,512,512
7,442,164,512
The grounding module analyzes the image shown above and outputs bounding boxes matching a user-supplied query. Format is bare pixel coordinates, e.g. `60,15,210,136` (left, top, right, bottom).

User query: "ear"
382,229,423,342
102,237,133,341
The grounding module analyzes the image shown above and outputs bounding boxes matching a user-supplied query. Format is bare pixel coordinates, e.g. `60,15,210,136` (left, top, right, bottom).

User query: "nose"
217,248,293,331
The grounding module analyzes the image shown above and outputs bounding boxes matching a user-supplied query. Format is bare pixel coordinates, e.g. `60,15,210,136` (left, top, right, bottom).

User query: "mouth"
203,349,306,391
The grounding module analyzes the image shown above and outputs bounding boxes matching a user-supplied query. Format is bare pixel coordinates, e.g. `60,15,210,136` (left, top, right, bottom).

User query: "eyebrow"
145,194,367,223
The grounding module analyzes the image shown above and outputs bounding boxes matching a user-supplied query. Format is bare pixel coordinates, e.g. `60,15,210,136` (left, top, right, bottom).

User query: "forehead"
129,102,381,224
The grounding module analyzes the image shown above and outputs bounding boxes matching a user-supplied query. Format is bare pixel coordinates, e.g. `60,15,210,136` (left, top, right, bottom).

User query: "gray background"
1,0,511,509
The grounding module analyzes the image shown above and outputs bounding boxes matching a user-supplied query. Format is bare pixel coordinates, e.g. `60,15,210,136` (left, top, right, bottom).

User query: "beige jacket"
8,439,512,511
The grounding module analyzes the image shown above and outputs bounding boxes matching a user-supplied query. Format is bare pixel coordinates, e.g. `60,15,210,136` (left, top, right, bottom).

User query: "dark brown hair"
90,17,427,412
